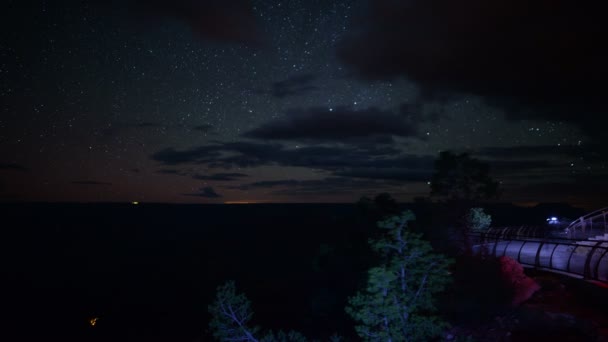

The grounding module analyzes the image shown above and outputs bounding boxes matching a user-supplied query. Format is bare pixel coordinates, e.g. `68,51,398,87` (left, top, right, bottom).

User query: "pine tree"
208,281,311,341
465,208,492,232
346,211,453,341
430,151,499,203
208,281,261,341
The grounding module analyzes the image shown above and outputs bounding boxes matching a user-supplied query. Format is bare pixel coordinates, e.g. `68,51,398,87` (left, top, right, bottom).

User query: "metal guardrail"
465,210,608,282
471,232,608,283
566,207,608,239
485,226,557,239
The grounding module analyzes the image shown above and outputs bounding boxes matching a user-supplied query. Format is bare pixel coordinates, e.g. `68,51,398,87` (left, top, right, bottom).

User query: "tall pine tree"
346,211,453,341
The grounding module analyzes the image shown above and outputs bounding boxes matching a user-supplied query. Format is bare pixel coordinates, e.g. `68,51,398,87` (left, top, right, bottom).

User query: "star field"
1,0,606,208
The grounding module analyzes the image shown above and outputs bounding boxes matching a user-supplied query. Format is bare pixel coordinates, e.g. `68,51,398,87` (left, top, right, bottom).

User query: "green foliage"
466,208,492,232
346,211,453,341
208,281,261,341
328,333,344,342
454,335,477,342
209,281,310,342
260,330,309,342
430,151,499,202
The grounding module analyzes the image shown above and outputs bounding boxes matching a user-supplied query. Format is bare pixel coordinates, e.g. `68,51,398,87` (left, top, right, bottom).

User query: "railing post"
502,240,513,257
584,241,603,280
492,232,500,257
594,247,608,281
517,241,527,263
549,243,559,270
566,243,578,274
535,242,544,268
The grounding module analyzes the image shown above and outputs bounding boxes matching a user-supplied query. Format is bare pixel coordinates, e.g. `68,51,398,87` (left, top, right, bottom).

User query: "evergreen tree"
208,281,311,341
208,281,261,341
430,152,498,255
430,151,499,203
455,207,493,254
346,211,453,341
465,207,492,233
260,330,309,342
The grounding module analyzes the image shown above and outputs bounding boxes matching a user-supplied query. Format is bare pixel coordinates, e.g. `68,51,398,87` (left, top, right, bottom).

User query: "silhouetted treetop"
430,151,499,202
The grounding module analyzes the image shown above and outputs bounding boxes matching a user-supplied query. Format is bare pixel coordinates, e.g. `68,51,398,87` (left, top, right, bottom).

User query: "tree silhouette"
355,193,400,221
429,151,499,255
208,281,311,341
430,151,499,203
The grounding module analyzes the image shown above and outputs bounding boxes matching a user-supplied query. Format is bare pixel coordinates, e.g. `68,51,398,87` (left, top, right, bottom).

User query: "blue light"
551,217,558,221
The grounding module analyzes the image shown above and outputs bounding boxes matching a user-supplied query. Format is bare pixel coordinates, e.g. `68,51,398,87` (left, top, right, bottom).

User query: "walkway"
471,207,608,283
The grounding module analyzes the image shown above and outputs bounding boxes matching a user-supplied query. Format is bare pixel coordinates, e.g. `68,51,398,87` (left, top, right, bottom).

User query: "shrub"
466,208,492,232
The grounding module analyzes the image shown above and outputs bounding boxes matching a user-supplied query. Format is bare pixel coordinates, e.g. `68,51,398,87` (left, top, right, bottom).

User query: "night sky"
1,0,606,207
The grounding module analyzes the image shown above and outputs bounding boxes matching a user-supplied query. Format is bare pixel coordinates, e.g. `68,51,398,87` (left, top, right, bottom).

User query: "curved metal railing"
471,232,608,283
484,226,556,239
566,207,608,239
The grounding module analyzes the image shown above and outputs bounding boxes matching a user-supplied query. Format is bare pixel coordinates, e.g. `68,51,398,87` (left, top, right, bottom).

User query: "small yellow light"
89,317,98,327
132,201,139,205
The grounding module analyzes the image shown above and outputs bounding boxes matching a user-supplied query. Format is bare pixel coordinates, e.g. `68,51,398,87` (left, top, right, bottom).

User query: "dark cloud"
509,180,608,209
520,181,608,196
193,124,214,133
475,145,605,162
243,106,420,142
152,141,406,170
355,154,435,170
151,145,223,165
151,141,436,186
476,145,581,159
486,159,557,173
131,168,142,173
124,0,260,44
0,162,28,172
193,172,249,181
234,179,301,189
72,181,112,186
156,169,183,175
154,168,249,181
337,0,608,140
183,186,221,198
460,145,608,200
334,168,432,182
271,74,318,98
469,145,608,181
202,142,286,169
399,103,444,124
125,122,162,128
